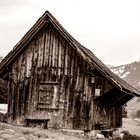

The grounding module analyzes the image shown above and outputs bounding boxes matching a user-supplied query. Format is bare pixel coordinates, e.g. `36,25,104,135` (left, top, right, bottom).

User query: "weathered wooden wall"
7,25,122,129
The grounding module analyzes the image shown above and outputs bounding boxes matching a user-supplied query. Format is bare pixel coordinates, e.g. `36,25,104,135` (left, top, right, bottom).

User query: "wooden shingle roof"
0,11,140,97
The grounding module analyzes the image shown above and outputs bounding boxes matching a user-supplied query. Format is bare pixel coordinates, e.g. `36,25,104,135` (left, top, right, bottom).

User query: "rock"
119,133,124,139
87,130,100,138
121,130,129,135
112,129,122,139
96,133,105,139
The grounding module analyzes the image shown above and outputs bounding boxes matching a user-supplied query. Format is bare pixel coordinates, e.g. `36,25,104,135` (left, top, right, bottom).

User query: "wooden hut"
0,11,140,130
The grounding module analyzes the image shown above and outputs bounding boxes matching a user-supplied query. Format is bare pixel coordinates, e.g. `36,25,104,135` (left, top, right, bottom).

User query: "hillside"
0,56,3,62
0,78,8,103
109,61,140,118
0,56,8,103
110,61,140,90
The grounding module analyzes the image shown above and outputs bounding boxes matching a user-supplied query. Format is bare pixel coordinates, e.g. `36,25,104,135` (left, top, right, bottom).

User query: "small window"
95,89,100,97
91,76,95,84
37,82,59,109
38,90,52,105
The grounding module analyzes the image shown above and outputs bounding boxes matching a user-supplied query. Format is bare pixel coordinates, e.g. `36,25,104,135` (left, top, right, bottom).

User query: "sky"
1,0,140,66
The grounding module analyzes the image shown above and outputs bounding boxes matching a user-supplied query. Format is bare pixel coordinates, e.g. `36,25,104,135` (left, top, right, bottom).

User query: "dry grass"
0,118,140,140
121,118,140,137
0,122,85,140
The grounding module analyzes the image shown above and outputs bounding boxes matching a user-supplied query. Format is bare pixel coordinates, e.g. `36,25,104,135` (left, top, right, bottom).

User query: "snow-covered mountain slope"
0,56,3,62
109,61,140,90
108,61,140,118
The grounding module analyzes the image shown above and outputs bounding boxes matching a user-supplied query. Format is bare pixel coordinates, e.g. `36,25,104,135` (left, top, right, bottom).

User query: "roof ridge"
0,11,140,97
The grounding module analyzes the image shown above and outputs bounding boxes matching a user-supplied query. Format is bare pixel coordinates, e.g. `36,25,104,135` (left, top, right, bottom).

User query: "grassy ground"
121,118,140,137
0,118,140,140
0,122,86,140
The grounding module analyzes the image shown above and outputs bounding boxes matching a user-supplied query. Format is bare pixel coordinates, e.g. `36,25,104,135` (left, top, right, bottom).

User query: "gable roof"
0,11,140,98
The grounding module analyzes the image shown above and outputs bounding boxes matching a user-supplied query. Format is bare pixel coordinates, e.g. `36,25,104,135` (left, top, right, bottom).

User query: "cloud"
0,0,28,7
0,0,36,25
0,22,32,57
1,0,140,65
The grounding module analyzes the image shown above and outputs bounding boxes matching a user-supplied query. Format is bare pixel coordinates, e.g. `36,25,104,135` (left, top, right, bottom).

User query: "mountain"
109,61,140,90
0,56,7,104
0,56,3,62
0,78,8,103
108,61,140,118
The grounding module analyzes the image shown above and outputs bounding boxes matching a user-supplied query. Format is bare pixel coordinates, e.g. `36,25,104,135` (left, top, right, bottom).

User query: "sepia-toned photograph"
0,0,140,139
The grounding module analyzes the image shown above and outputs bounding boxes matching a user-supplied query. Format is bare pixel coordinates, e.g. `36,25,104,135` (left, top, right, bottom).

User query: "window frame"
37,82,60,110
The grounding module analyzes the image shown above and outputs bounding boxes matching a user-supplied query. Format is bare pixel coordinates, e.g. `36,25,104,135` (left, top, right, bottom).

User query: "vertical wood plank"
44,28,50,66
64,43,68,76
58,37,62,78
